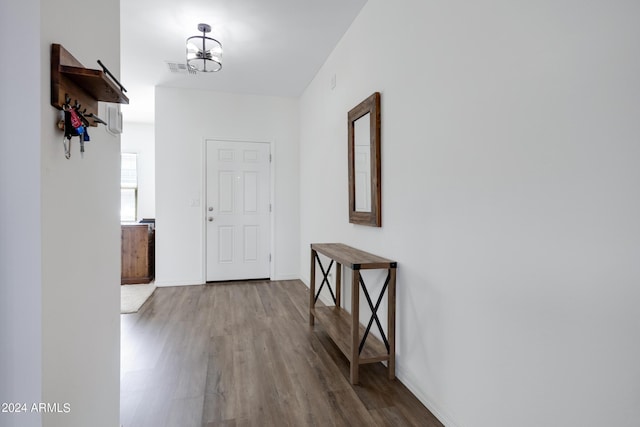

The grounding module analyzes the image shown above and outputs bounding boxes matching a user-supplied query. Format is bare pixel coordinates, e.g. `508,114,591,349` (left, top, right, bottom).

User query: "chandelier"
186,23,222,73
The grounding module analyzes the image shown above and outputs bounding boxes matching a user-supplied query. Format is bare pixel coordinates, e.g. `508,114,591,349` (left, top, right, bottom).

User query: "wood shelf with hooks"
51,43,128,126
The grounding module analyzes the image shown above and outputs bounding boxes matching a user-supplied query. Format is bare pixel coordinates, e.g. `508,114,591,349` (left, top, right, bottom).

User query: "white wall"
121,122,156,220
1,1,121,426
300,1,640,426
155,87,299,286
0,1,42,426
40,0,121,426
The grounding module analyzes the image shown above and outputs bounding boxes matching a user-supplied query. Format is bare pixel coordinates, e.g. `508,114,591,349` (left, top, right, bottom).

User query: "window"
121,153,137,222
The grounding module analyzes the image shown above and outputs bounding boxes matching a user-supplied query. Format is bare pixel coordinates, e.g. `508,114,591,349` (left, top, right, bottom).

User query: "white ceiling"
120,0,367,123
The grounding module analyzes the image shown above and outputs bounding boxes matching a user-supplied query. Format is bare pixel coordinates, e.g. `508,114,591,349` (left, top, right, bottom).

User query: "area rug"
121,283,156,314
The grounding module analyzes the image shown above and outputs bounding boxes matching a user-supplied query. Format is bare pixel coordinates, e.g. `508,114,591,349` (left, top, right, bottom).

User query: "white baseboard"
153,279,204,287
395,364,461,427
317,291,334,307
300,275,310,287
156,276,302,286
272,274,301,281
298,275,334,307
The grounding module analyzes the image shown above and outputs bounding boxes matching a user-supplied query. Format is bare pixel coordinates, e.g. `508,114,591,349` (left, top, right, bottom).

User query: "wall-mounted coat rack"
50,43,129,126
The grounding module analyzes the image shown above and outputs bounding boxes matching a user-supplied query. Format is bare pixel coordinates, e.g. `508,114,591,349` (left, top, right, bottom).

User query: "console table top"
311,243,396,270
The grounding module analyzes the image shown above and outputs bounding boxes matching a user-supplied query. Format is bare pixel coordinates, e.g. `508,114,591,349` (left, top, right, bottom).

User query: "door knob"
208,207,214,212
208,217,214,222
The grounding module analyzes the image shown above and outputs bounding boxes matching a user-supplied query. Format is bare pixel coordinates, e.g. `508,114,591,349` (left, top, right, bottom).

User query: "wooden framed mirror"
348,92,381,227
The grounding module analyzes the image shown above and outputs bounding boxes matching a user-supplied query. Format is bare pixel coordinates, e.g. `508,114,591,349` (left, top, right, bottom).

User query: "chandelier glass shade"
186,23,222,73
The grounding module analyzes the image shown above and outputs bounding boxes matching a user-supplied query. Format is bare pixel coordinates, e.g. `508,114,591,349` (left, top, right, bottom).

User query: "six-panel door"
206,140,271,281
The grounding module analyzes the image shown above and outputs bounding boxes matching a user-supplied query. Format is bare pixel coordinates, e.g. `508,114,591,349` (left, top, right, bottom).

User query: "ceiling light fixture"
186,23,222,73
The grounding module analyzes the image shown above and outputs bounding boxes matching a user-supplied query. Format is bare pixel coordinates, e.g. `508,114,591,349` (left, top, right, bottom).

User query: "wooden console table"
309,243,397,384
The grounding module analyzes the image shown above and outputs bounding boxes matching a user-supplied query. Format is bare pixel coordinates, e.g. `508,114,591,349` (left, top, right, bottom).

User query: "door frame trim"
201,138,275,283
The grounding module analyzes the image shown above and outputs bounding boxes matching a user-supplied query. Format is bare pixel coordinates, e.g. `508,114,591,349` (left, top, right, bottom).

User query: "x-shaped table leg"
314,253,337,305
358,271,391,355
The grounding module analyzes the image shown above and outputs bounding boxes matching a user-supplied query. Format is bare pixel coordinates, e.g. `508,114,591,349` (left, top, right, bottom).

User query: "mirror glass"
353,113,371,212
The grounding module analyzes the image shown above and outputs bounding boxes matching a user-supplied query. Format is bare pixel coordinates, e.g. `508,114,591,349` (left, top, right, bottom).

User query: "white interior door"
206,140,271,281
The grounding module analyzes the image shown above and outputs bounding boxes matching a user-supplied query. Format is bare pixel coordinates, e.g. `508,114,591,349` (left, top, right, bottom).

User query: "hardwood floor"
121,280,443,427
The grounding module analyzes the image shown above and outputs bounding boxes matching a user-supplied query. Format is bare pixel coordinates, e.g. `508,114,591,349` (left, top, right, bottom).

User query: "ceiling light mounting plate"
197,23,211,33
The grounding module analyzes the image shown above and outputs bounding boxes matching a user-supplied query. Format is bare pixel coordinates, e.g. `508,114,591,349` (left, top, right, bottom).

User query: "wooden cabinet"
309,243,396,384
121,224,154,284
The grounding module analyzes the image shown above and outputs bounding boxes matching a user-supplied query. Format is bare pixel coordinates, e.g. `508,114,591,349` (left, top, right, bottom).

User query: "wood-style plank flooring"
120,280,443,427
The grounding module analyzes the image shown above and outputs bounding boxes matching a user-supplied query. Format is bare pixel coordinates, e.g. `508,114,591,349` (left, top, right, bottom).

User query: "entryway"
205,140,271,281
